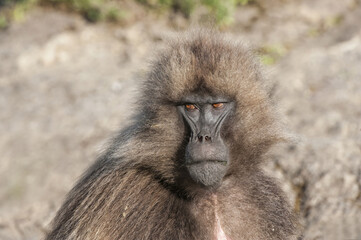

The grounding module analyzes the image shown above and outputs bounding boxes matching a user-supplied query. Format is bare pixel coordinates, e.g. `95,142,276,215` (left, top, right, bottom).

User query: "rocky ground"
0,0,360,239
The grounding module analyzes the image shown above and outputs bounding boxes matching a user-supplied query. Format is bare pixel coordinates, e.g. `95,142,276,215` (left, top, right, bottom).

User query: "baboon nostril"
198,135,211,142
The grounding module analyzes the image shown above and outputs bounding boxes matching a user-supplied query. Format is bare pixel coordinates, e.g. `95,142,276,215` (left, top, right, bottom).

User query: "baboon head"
131,30,284,190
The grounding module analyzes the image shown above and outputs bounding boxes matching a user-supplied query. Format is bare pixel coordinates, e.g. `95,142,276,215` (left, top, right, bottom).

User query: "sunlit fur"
46,29,301,240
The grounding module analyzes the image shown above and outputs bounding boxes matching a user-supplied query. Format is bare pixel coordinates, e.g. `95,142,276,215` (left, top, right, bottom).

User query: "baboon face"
177,92,235,187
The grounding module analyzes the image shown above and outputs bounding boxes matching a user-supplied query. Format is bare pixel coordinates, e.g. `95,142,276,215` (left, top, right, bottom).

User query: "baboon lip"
186,160,227,166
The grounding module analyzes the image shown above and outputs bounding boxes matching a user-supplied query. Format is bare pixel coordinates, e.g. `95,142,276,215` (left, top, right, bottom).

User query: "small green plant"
106,7,123,22
0,0,40,29
137,0,252,26
259,44,288,65
0,15,8,29
48,0,109,22
175,0,196,17
0,0,125,25
12,0,38,21
202,0,252,25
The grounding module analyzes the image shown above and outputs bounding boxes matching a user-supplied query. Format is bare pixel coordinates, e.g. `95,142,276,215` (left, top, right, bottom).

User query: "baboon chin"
46,29,301,240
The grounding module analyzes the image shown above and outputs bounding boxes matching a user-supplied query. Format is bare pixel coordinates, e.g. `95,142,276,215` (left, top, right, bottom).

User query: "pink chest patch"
212,194,231,240
215,212,230,240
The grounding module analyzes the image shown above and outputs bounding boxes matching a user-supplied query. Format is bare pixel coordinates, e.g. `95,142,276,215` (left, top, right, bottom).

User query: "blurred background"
0,0,361,239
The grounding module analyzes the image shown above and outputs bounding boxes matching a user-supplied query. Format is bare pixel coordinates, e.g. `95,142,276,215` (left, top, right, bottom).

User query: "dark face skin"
177,93,235,187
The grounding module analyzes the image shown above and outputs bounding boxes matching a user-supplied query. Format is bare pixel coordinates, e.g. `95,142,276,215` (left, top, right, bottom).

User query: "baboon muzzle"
177,99,233,187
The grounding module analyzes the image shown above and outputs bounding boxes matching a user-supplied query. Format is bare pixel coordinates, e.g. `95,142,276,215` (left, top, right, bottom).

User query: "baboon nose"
198,135,211,142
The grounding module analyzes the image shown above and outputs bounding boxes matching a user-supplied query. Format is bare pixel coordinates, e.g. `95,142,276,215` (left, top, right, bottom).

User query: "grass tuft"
0,0,253,28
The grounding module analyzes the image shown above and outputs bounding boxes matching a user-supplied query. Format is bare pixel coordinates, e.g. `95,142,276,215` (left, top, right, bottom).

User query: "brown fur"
45,29,301,240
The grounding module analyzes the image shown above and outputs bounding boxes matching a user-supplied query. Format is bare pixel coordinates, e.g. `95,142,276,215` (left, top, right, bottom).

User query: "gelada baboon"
46,30,300,240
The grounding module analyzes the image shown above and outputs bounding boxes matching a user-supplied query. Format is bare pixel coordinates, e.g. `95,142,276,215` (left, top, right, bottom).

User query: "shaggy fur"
45,30,300,240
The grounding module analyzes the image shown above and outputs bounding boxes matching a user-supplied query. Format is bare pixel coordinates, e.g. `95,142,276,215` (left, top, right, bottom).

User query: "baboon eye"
185,104,196,110
212,103,224,109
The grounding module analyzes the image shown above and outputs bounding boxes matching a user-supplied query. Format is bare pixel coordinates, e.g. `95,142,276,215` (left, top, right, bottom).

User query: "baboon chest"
190,193,232,240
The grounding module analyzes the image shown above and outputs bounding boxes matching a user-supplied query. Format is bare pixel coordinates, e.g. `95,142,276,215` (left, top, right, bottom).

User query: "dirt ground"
0,0,360,239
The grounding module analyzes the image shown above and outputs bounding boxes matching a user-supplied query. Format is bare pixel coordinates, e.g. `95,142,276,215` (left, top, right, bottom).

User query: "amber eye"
212,103,224,109
185,104,196,110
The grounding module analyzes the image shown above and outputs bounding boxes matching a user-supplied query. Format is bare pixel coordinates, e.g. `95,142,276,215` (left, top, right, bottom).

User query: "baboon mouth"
186,160,227,166
186,159,228,187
